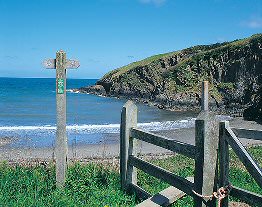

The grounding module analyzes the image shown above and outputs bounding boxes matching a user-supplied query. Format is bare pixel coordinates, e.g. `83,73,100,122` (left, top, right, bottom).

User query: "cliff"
78,34,262,122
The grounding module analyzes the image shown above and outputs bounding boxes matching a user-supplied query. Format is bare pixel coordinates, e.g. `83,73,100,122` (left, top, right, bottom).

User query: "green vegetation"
0,162,135,207
217,82,235,91
101,33,261,83
0,146,261,206
101,52,174,80
98,34,262,108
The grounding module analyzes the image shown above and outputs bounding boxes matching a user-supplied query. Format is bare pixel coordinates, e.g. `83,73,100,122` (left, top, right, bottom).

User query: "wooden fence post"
194,81,219,206
219,121,230,207
201,81,209,111
194,114,219,207
120,101,138,190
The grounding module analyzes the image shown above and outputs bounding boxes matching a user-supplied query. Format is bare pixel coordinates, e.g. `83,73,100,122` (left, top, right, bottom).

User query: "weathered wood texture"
55,50,68,188
136,177,194,207
120,101,138,190
219,121,230,207
120,100,196,206
201,81,209,111
194,112,219,207
225,125,262,188
66,59,80,68
44,50,80,188
231,128,262,140
43,59,80,69
130,128,195,159
129,155,194,196
43,59,56,69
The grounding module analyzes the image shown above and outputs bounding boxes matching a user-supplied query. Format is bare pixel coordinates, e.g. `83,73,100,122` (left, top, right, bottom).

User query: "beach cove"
0,77,200,160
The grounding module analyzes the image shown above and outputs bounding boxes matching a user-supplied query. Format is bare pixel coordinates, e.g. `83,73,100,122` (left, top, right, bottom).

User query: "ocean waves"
0,115,232,135
0,118,196,134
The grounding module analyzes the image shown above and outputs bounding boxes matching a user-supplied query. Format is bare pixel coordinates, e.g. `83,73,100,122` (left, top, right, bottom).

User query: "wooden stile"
136,177,194,207
119,80,262,207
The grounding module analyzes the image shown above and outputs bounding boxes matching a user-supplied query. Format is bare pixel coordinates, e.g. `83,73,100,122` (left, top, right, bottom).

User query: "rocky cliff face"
79,34,262,122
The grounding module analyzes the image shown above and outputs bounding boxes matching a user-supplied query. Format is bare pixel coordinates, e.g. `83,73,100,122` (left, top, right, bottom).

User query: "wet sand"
0,117,261,162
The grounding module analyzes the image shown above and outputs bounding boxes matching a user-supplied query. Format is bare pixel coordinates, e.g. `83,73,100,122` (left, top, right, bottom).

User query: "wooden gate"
219,121,262,206
120,81,262,206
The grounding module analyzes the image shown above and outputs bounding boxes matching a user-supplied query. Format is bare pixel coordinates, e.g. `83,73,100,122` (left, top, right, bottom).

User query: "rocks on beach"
0,137,14,147
76,85,106,96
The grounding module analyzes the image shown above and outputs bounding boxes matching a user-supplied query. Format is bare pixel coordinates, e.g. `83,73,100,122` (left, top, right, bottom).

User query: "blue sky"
0,0,261,79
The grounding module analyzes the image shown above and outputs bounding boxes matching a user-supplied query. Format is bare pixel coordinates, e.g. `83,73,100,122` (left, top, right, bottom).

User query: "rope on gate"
192,184,232,207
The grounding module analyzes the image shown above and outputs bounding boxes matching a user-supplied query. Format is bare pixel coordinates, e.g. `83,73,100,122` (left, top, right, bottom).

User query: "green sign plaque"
57,78,64,94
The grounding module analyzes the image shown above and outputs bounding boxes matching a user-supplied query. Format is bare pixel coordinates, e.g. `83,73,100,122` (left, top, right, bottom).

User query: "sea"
0,77,200,148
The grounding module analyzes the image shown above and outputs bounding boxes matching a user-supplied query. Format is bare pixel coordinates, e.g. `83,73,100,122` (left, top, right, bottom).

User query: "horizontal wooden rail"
225,127,262,188
131,128,196,159
230,186,262,205
136,177,194,207
128,155,194,196
231,128,262,140
136,186,185,207
128,183,151,200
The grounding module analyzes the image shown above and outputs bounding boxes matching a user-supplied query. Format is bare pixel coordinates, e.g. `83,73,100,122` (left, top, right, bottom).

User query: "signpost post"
43,50,80,187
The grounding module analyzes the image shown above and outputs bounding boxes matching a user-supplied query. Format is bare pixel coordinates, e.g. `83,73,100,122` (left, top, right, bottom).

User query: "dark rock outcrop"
79,34,262,122
243,87,262,122
76,85,106,96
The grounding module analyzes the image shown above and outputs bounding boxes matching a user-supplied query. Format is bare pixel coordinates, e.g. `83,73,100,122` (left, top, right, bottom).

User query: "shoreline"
75,86,247,117
0,117,261,162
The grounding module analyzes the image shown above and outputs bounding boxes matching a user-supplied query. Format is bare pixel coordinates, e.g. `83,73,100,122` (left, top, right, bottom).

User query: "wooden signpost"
43,50,80,187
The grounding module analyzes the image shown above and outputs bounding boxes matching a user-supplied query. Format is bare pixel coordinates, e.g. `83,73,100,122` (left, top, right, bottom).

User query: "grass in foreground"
0,162,135,207
0,146,261,207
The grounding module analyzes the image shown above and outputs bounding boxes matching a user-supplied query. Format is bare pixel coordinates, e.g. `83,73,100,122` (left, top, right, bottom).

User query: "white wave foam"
0,125,56,130
0,115,233,134
66,89,80,94
0,118,196,134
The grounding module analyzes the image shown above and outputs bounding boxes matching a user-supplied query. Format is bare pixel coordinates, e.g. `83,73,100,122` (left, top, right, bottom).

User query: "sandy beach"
0,117,261,163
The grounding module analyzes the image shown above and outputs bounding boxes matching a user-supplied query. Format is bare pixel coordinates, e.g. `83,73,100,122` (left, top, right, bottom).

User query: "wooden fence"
120,81,262,207
219,121,262,206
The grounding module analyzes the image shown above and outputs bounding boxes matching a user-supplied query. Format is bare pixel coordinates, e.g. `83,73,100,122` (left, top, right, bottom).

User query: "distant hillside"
79,34,262,122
